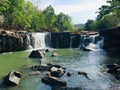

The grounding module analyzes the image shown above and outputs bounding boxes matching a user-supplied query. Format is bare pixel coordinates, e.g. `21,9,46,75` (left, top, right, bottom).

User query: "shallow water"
0,49,120,90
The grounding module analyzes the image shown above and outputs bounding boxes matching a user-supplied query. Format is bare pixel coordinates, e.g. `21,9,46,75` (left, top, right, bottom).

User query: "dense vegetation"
85,0,120,31
0,0,74,32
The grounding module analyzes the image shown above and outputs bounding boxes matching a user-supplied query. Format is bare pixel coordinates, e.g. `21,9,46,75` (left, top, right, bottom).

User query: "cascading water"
70,36,75,48
26,32,51,49
79,34,103,50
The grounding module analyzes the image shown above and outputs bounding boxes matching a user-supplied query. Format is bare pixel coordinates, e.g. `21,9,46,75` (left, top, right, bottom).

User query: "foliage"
0,1,73,32
55,13,73,32
85,20,96,31
85,0,120,31
43,5,57,31
96,0,120,30
74,24,85,31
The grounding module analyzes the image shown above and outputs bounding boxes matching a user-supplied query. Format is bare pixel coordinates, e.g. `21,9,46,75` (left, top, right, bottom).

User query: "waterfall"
79,34,103,49
70,36,75,48
26,32,51,50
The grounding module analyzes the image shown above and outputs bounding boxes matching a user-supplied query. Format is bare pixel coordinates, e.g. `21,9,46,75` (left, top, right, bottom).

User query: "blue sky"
30,0,107,24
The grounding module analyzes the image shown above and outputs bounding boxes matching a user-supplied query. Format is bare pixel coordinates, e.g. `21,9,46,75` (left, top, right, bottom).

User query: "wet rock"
50,67,65,77
42,75,66,87
45,48,53,52
106,63,120,69
67,72,72,77
52,52,59,57
52,86,82,90
28,71,40,76
29,50,45,58
78,71,90,80
4,70,22,86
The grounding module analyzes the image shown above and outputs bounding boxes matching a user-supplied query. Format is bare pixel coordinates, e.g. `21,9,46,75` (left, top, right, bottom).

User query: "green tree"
43,5,56,31
0,0,9,15
56,13,73,32
31,10,45,32
85,20,95,31
20,1,34,30
2,0,25,29
96,0,120,29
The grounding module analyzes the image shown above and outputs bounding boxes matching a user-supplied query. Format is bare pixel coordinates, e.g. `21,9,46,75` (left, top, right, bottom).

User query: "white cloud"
54,0,107,14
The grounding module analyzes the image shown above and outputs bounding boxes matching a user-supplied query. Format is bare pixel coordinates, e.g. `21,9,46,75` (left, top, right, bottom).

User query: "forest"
0,0,73,32
85,0,120,31
0,0,120,32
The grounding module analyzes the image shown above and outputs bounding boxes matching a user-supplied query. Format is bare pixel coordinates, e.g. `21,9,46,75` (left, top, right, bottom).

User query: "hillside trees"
55,13,73,32
0,0,73,32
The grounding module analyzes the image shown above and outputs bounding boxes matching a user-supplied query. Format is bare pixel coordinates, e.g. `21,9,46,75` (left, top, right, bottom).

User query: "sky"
30,0,107,24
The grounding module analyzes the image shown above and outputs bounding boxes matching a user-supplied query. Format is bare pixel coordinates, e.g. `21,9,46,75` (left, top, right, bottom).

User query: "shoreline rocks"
3,70,22,86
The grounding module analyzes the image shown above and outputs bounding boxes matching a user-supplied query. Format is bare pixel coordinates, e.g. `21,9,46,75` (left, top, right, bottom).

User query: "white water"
70,36,75,48
26,32,51,49
78,34,103,50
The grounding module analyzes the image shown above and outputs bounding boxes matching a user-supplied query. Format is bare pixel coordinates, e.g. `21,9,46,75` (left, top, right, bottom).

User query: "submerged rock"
52,86,82,90
52,52,59,57
42,75,66,87
78,71,90,80
28,71,40,76
67,72,72,77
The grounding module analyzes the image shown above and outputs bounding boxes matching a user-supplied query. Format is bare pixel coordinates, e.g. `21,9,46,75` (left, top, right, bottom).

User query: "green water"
0,49,120,90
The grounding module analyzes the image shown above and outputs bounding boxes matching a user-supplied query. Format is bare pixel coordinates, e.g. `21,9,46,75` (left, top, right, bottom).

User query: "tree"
85,20,95,31
20,1,34,30
0,0,9,15
95,0,120,30
31,10,45,32
43,5,56,31
3,0,25,29
56,13,73,32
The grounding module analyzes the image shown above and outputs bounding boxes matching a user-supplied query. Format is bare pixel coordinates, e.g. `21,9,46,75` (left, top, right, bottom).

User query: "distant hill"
74,24,85,30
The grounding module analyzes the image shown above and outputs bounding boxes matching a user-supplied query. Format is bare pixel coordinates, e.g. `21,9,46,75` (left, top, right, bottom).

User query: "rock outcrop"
0,30,28,53
28,50,45,58
99,26,120,52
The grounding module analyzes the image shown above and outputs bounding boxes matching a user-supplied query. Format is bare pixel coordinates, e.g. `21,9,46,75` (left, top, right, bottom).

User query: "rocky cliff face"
0,30,28,53
99,26,120,51
51,32,71,48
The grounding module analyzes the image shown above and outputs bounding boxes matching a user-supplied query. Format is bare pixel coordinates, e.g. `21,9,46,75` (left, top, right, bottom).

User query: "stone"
52,52,59,57
50,67,65,77
28,71,40,76
67,72,72,77
28,50,45,58
4,70,22,86
41,75,66,87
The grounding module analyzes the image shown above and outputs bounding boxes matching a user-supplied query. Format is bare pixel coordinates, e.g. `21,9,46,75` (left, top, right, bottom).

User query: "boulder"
29,50,45,58
78,71,90,80
50,68,65,77
4,70,22,86
52,52,59,57
45,48,53,52
67,72,72,77
42,75,66,87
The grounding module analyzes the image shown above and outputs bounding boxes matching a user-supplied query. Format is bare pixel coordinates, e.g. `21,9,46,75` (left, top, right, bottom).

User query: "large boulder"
29,50,45,58
42,75,66,87
50,67,65,77
4,70,22,86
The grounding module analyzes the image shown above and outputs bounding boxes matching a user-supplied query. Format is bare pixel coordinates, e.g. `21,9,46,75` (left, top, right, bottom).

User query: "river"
0,48,120,90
